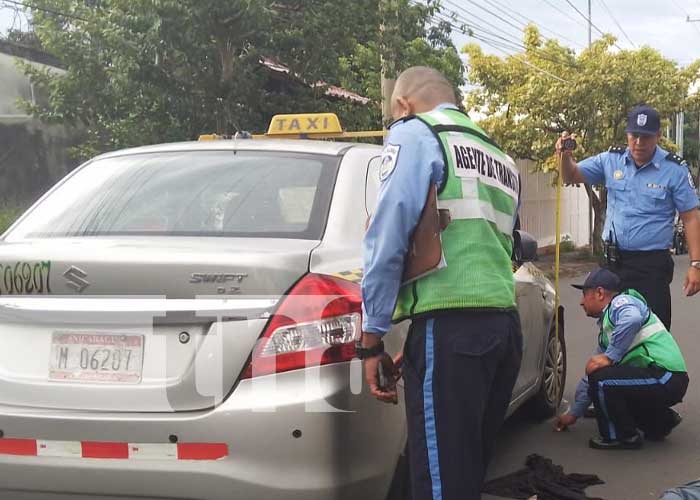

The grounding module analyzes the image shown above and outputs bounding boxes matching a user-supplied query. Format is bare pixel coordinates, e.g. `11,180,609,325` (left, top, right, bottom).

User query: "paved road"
485,254,700,500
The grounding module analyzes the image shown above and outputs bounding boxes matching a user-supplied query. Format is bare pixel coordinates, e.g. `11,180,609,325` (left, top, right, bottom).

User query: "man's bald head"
391,66,457,119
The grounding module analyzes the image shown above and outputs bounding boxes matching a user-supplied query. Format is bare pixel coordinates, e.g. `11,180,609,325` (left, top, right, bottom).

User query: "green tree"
17,0,463,160
463,26,700,252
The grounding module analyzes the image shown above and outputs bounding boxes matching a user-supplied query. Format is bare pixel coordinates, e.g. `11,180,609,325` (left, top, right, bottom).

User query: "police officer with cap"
359,66,522,499
556,267,688,450
557,105,700,329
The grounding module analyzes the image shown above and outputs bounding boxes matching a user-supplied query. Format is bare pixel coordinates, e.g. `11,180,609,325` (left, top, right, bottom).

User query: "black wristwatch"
355,340,385,360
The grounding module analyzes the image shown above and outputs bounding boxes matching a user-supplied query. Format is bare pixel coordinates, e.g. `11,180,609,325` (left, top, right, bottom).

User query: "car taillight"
241,273,361,379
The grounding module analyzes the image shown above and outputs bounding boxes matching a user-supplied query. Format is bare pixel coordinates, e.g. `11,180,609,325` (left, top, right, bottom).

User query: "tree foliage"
15,0,463,160
463,26,700,249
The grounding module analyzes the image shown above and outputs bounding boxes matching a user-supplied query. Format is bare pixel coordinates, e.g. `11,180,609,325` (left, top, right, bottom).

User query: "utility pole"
676,112,685,156
587,0,593,250
380,0,397,126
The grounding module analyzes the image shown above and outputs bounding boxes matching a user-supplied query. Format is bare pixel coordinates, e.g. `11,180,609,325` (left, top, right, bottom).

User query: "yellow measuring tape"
554,153,563,416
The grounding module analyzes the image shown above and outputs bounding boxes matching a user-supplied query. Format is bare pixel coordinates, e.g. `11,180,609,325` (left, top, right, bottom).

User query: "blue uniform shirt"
360,104,453,335
570,294,649,418
578,145,698,251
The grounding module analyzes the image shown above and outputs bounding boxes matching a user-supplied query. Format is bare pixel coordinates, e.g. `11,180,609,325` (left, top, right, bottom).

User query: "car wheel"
524,321,566,419
385,446,411,500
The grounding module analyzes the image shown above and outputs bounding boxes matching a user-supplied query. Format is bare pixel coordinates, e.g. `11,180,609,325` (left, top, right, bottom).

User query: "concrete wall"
517,158,591,249
0,47,79,202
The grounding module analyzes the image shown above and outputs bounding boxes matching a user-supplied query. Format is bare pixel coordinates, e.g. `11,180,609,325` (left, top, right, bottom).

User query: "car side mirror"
512,230,538,264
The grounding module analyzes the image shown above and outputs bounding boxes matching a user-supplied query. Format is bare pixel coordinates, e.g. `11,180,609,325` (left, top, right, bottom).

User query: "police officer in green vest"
359,66,522,499
556,268,689,450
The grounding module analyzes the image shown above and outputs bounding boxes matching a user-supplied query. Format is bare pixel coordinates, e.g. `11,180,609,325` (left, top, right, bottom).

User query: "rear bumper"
0,363,406,500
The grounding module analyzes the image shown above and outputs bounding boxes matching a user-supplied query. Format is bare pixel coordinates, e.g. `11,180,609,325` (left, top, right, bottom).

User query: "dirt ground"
534,249,599,280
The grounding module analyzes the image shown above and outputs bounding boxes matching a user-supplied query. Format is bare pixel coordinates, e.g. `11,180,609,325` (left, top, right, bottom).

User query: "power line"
434,10,526,50
562,0,624,50
461,0,537,37
441,0,526,45
430,13,570,83
433,5,528,51
432,6,577,68
0,0,87,22
669,0,700,36
539,0,586,26
595,0,636,47
563,0,605,36
482,0,586,48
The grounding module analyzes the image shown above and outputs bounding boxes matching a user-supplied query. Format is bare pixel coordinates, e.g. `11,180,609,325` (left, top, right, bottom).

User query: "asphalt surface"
484,254,700,500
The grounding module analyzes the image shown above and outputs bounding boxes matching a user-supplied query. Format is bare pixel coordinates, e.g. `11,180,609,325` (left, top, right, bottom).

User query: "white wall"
517,159,591,249
0,51,34,116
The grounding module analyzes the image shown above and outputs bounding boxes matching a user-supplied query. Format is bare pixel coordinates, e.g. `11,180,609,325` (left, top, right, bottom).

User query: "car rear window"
5,151,340,240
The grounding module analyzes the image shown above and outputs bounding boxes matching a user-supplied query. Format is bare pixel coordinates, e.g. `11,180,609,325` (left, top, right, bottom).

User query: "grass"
0,203,27,234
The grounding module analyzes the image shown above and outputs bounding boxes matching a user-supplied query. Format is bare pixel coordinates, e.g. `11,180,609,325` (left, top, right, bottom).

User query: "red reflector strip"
177,442,228,460
0,438,37,456
82,441,129,459
0,438,227,461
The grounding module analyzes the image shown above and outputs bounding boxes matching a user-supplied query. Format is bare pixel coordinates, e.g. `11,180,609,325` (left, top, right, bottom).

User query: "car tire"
524,318,566,419
385,446,411,500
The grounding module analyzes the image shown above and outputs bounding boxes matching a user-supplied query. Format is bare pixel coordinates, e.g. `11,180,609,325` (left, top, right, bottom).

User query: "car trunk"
0,237,317,412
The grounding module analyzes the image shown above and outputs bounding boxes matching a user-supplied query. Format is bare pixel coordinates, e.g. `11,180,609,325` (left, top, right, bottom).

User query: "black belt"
619,249,670,257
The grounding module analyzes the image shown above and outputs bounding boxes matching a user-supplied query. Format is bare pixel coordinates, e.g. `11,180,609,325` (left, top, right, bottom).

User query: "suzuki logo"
63,266,90,293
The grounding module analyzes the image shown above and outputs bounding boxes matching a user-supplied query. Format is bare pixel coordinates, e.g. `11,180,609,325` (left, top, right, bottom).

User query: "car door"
512,267,548,396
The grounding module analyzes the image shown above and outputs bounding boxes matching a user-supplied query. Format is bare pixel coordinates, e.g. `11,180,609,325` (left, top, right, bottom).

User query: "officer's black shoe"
584,405,597,418
589,431,643,450
645,409,683,441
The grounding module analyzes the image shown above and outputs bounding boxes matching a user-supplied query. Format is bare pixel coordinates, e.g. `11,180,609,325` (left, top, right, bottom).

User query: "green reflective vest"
599,289,686,372
393,108,518,322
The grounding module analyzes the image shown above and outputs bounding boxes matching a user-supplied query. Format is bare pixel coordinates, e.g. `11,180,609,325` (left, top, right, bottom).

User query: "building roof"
261,57,370,105
0,39,63,68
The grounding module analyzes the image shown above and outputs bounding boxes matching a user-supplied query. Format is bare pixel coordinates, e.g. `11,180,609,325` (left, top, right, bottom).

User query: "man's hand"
683,266,700,296
680,209,700,296
555,413,578,432
363,352,399,404
554,132,586,184
585,354,612,375
555,131,576,156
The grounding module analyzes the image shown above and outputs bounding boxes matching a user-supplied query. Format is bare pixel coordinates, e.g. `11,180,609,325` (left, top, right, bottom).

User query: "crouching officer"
557,105,700,329
359,66,522,499
556,268,689,449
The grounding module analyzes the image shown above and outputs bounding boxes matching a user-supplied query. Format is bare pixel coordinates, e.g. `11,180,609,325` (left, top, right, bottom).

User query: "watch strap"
355,340,385,360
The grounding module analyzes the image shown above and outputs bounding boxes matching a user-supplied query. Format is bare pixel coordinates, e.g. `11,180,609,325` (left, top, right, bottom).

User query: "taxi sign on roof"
267,113,342,136
197,112,385,141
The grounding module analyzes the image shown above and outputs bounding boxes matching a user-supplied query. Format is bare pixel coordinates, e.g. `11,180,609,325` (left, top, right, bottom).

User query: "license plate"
49,332,144,383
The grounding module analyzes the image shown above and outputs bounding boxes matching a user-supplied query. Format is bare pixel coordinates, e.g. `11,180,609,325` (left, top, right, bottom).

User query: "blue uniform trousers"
402,309,522,500
588,365,688,441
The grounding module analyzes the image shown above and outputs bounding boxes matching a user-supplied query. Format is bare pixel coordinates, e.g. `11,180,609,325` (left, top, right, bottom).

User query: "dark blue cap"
625,105,660,136
571,267,621,291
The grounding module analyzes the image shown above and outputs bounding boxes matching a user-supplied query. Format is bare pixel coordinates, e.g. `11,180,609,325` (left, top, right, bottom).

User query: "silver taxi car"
0,116,565,500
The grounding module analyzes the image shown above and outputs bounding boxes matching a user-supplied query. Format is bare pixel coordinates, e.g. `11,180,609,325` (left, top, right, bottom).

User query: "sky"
444,0,700,67
1,0,699,65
